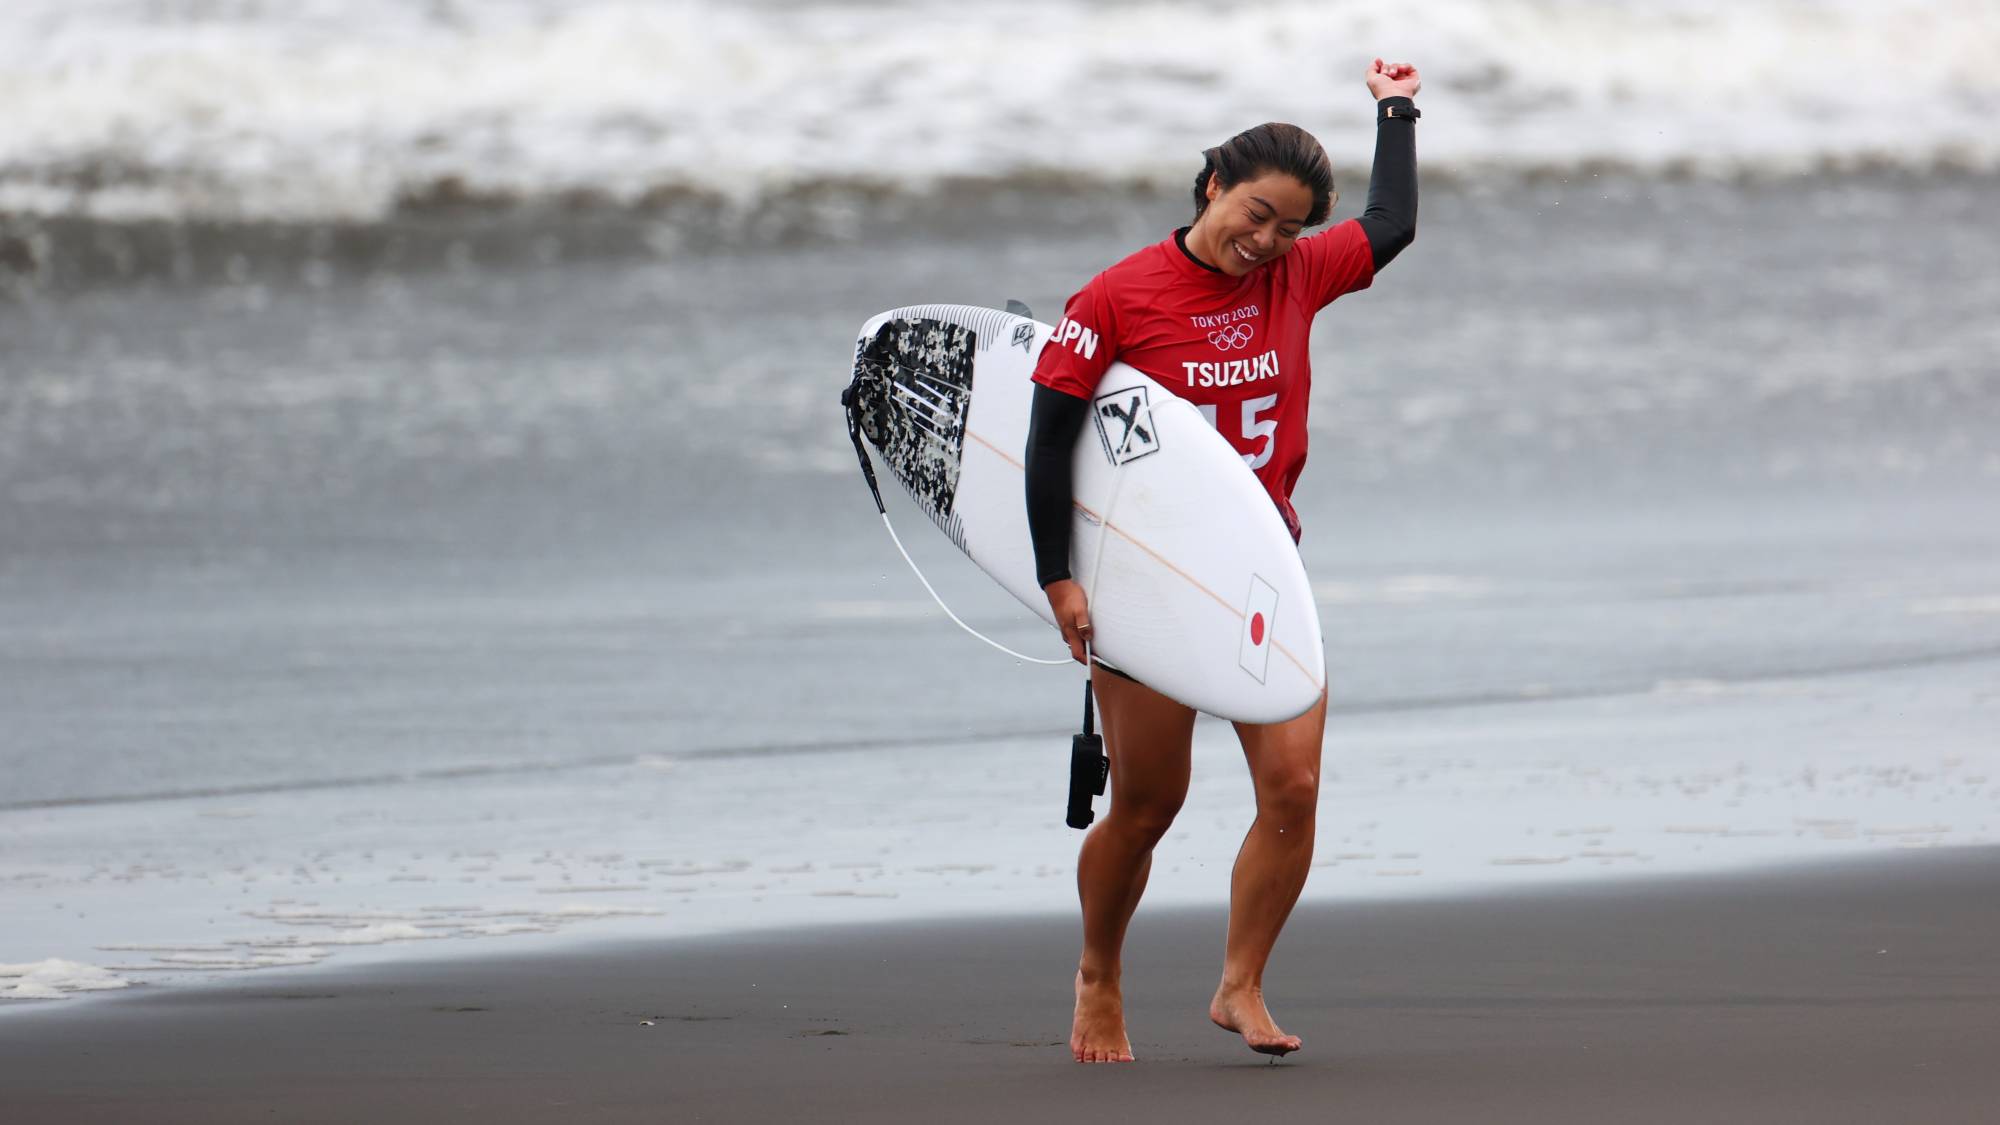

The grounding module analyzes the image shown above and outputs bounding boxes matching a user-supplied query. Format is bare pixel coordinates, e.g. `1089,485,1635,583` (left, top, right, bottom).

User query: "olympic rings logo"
1207,323,1255,350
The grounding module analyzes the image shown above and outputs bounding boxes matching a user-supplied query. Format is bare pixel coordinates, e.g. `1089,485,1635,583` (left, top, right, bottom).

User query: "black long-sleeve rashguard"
1025,98,1419,588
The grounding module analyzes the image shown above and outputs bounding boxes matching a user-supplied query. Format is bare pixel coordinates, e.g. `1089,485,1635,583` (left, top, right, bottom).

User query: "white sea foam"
0,959,131,1000
543,904,662,918
308,922,439,946
1911,596,2000,616
1312,574,1494,604
2,0,1994,223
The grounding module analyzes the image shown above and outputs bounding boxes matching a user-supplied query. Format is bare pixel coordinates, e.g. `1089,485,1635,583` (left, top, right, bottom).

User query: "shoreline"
6,642,1996,1004
5,846,1998,1122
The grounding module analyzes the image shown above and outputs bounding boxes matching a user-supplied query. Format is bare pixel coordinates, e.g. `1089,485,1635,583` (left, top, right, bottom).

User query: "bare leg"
1210,689,1328,1056
1071,668,1195,1063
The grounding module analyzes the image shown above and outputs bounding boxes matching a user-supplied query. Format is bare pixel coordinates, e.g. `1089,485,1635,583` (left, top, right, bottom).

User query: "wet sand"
4,848,1997,1123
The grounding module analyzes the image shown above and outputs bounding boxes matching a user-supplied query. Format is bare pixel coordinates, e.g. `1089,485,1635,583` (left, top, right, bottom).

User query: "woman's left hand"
1366,58,1421,100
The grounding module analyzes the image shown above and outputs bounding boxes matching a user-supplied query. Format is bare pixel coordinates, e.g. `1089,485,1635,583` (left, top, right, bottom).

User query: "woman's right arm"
1358,59,1422,269
1025,383,1094,663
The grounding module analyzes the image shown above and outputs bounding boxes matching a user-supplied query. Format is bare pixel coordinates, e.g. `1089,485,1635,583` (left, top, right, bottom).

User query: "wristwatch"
1380,102,1421,122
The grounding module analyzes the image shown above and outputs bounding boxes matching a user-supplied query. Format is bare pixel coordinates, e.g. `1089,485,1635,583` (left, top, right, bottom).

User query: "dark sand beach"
5,848,1997,1123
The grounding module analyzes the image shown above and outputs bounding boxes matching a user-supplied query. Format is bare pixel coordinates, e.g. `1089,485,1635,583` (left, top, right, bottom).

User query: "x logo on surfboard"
1093,386,1161,466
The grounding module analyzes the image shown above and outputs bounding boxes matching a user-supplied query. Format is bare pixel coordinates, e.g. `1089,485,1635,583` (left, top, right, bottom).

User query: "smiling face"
1186,171,1316,277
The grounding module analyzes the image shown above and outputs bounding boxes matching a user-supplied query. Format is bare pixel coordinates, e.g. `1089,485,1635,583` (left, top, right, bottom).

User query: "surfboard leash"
1067,664,1109,830
843,314,1110,830
839,380,889,518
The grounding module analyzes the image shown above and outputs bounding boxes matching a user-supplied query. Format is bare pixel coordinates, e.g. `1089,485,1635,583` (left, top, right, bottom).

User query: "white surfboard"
845,304,1324,724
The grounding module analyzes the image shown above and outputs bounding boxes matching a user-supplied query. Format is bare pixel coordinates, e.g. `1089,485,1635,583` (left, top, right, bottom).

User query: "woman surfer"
1024,58,1422,1063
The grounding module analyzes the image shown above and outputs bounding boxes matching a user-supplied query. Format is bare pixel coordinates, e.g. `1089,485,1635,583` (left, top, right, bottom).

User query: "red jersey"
1031,221,1375,538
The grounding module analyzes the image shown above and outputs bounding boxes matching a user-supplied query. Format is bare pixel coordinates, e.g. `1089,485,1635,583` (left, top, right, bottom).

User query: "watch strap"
1378,98,1421,122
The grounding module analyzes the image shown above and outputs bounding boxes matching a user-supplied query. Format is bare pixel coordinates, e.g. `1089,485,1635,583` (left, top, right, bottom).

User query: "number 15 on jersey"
1197,394,1279,471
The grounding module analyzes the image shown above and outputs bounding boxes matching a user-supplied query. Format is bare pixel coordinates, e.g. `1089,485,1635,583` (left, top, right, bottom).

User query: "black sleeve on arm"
1025,382,1091,587
1356,95,1418,270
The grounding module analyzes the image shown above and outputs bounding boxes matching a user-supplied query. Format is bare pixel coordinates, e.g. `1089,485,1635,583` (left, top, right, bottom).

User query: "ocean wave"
3,0,1996,229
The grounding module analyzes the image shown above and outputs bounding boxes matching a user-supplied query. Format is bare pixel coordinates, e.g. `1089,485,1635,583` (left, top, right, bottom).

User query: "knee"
1109,791,1185,844
1255,767,1320,829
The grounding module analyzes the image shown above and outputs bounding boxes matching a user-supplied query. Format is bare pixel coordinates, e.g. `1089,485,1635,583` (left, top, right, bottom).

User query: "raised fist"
1366,58,1421,100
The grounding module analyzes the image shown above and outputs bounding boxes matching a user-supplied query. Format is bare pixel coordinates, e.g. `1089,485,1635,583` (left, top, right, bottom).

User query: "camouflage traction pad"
848,317,976,549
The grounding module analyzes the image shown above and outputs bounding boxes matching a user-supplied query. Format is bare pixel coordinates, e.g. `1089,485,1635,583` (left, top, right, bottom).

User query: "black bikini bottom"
1091,658,1143,687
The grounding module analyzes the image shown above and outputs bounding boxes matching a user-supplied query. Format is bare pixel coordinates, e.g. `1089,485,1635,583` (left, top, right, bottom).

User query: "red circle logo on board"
1249,612,1266,646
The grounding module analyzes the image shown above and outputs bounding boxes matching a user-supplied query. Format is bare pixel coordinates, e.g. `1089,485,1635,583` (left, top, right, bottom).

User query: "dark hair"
1191,122,1334,226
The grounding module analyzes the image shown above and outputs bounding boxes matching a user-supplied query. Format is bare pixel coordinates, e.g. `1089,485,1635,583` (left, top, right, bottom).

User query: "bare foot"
1210,983,1302,1056
1071,971,1135,1063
